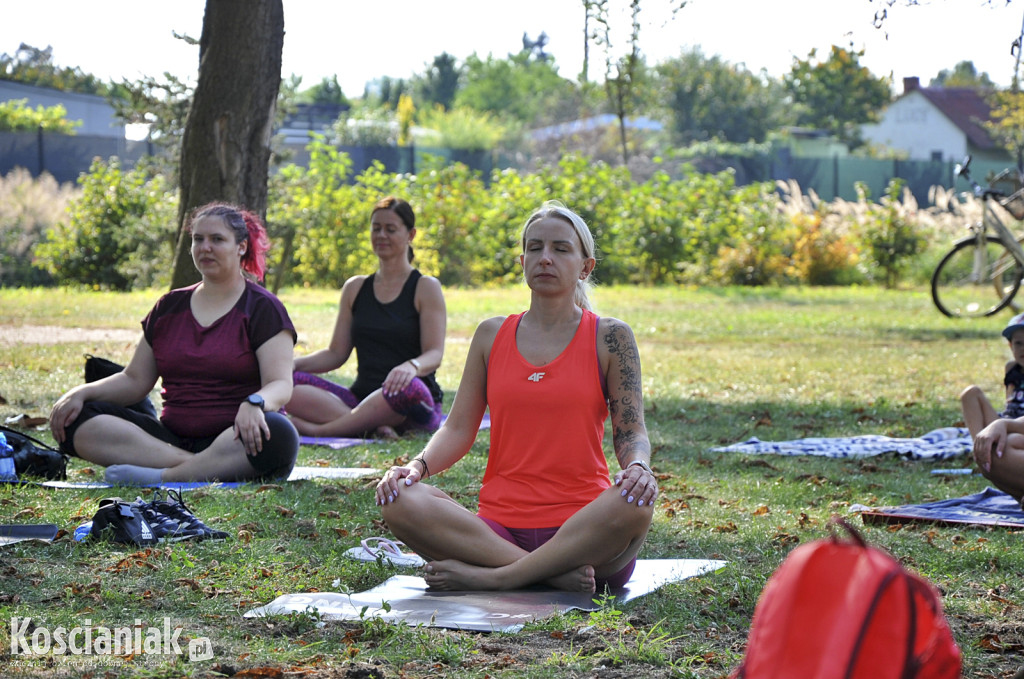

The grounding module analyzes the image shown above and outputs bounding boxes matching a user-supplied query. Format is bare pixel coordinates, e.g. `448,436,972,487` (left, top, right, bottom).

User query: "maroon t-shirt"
143,281,296,438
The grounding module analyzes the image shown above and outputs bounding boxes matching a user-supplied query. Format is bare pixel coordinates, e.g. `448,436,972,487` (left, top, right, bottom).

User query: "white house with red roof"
861,76,1010,164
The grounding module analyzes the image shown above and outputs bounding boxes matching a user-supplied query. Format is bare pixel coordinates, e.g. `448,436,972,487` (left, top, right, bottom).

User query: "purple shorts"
479,516,636,591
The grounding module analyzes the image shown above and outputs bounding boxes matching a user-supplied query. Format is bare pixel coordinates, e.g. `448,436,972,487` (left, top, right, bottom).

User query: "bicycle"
931,156,1024,317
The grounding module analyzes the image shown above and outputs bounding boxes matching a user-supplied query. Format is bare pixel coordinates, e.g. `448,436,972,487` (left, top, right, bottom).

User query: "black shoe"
150,489,229,541
130,496,203,543
90,497,158,546
0,425,67,480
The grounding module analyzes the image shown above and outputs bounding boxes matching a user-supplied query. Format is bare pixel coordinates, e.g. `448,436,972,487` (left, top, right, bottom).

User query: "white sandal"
344,537,425,567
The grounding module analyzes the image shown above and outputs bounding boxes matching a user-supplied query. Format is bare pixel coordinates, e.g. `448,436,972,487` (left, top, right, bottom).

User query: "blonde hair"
521,201,597,311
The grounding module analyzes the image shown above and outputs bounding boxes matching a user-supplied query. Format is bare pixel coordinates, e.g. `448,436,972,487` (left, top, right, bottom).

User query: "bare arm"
600,317,657,507
1005,359,1017,400
412,275,446,374
50,336,159,443
235,330,295,455
375,317,501,505
293,276,361,373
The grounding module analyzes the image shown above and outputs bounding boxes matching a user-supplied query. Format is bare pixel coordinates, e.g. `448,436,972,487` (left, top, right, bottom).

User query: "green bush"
22,140,958,291
0,99,80,133
856,179,927,288
34,158,177,290
787,210,862,285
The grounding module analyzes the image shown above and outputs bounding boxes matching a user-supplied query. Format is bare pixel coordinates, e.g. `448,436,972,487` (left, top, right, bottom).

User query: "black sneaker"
130,496,203,543
90,497,158,546
150,489,229,541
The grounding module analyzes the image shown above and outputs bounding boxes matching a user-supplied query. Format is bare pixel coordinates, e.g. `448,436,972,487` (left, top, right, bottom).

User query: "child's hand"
973,420,1008,472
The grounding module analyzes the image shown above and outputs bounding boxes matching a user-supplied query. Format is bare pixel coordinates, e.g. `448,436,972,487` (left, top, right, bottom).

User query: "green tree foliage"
455,50,572,126
856,179,926,288
984,90,1024,169
415,53,461,111
929,61,996,89
0,43,112,95
416,105,508,150
301,75,350,107
109,74,193,159
657,49,792,144
34,158,177,290
0,99,79,133
785,45,892,145
372,76,408,110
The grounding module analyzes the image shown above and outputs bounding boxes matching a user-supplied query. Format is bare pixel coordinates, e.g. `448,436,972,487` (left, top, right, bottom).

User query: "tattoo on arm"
604,321,648,463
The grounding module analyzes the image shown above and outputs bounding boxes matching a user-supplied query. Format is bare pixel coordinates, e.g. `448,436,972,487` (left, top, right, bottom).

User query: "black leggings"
60,401,299,480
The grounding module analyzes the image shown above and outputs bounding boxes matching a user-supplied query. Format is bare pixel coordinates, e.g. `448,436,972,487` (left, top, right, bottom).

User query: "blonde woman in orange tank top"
376,201,656,593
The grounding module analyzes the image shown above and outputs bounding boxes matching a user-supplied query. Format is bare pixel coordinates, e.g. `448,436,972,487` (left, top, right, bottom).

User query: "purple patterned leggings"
293,371,442,433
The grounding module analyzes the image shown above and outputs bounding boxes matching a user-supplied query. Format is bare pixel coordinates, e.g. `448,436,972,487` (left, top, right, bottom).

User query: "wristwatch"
245,393,265,411
408,358,421,372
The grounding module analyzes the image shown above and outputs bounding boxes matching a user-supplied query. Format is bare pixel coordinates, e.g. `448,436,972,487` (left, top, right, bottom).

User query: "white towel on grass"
710,427,970,461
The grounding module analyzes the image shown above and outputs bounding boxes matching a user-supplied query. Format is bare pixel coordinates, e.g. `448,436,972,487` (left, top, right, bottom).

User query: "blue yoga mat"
858,487,1024,528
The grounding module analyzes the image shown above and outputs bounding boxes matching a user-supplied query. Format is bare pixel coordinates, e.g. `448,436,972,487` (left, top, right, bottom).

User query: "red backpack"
731,517,962,679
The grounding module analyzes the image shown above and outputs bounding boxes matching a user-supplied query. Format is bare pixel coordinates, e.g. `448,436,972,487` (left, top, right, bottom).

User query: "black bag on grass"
0,425,68,481
83,354,158,418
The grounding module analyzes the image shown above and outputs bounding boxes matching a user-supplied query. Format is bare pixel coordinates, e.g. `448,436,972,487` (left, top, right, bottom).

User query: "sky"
3,0,1024,98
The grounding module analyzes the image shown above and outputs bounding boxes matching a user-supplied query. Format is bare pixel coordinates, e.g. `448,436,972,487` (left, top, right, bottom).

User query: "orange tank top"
479,309,610,528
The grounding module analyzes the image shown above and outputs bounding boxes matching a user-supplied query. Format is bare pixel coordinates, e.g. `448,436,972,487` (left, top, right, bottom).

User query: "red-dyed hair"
186,202,270,281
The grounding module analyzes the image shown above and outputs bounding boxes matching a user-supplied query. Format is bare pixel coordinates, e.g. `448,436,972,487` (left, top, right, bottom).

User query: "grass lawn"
0,284,1021,678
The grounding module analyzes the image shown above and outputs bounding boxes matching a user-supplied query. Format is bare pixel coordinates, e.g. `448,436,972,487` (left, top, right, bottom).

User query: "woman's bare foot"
375,425,399,440
544,565,596,593
423,560,596,592
423,560,492,590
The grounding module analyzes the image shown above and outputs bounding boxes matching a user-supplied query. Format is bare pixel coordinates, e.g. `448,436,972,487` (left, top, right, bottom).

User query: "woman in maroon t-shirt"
49,203,299,485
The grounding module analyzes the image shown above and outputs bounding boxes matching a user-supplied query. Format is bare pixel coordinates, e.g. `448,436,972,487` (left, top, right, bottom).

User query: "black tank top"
350,270,442,404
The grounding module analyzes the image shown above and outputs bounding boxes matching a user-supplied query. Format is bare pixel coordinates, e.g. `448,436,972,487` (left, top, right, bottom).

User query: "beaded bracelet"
412,456,430,478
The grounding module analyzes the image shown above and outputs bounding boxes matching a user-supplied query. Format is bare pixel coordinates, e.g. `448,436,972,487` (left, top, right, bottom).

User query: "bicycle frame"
981,201,1024,262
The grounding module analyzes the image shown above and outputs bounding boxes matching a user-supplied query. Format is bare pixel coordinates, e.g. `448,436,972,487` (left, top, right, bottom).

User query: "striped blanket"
710,427,971,461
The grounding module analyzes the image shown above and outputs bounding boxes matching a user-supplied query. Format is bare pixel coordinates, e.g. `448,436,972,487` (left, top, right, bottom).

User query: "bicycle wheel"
931,235,1023,317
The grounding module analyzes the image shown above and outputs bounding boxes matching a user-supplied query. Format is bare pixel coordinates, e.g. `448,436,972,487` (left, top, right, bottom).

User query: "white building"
861,77,1008,164
0,80,124,138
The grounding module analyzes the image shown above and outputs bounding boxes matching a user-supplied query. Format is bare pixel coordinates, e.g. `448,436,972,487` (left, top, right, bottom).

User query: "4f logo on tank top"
527,372,546,382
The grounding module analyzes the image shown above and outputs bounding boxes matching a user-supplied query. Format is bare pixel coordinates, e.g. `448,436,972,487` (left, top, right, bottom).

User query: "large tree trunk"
169,0,284,290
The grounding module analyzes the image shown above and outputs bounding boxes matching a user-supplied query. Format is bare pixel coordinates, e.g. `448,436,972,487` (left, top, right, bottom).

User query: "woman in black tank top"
286,197,447,439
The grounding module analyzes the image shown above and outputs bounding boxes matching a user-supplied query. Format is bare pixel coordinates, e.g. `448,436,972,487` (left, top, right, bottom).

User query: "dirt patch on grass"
0,325,139,346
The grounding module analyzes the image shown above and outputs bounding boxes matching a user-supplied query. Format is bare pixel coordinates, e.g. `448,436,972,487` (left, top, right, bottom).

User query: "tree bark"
170,0,284,289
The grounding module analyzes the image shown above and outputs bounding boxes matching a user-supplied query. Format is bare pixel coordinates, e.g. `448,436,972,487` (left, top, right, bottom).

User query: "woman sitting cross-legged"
49,202,299,485
375,201,656,592
287,196,446,439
